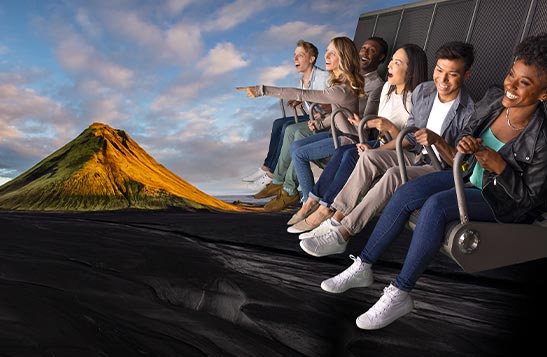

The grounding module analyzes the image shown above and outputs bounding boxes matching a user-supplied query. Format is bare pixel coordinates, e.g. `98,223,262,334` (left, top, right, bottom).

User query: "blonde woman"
238,36,365,211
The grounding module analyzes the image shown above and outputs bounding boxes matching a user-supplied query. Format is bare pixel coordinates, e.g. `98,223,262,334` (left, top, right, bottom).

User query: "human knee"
272,117,287,131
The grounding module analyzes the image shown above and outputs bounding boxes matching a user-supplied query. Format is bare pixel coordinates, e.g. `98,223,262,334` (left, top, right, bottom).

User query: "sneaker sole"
299,241,346,257
355,299,414,330
320,275,374,294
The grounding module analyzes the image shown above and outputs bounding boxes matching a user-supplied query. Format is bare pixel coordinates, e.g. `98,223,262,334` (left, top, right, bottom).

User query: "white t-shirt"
377,82,412,130
424,94,456,157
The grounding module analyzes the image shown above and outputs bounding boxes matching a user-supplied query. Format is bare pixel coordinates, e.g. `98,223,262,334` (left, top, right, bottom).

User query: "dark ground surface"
0,206,545,356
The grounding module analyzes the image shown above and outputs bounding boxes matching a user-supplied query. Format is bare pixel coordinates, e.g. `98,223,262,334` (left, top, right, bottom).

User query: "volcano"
0,122,243,211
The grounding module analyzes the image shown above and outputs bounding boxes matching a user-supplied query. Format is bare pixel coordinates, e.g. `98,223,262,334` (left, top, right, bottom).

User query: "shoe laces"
312,226,342,246
309,218,334,238
332,255,364,284
255,173,270,185
366,285,400,320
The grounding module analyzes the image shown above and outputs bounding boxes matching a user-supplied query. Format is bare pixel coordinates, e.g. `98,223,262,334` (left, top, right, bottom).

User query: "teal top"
470,128,505,189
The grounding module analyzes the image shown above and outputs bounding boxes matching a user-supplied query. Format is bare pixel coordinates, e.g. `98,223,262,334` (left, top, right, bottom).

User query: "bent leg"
291,135,336,202
342,164,435,235
272,121,311,184
395,187,495,291
332,150,414,216
358,170,455,266
311,144,356,202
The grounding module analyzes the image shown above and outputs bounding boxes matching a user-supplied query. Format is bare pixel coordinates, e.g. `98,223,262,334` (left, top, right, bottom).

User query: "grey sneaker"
321,255,374,293
356,283,414,330
299,217,337,240
299,227,347,257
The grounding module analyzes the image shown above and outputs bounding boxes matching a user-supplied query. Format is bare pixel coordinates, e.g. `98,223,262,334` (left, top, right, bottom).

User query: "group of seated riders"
237,33,547,330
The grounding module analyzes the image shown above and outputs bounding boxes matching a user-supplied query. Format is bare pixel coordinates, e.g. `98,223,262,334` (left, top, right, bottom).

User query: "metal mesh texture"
394,5,435,50
529,0,547,35
374,11,403,59
354,16,377,50
466,0,532,100
425,0,475,78
353,0,543,101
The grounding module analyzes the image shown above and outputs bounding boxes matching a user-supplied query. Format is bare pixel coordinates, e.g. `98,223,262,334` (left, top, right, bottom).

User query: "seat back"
354,0,547,102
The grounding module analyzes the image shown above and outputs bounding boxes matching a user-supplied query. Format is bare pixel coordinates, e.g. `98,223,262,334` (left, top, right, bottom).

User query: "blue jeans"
263,115,308,171
359,170,496,292
290,132,338,202
309,140,379,207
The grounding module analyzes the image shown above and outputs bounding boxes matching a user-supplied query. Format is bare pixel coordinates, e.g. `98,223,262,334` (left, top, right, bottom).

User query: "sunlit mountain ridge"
0,122,244,211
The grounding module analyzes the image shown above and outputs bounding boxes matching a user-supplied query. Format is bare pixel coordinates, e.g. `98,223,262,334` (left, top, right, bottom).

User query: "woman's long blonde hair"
327,36,365,97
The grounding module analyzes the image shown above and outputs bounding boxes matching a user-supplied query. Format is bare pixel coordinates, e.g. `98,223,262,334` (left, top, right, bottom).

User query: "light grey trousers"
331,149,437,235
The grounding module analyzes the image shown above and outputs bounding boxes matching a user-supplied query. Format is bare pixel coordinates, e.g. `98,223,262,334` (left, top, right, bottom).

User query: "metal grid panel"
529,0,547,35
467,0,532,100
425,0,475,77
354,16,377,49
373,10,403,58
394,5,435,50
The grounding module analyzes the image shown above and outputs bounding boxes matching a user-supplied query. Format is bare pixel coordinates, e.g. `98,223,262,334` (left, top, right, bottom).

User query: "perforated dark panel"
354,16,377,49
425,0,475,77
467,0,532,100
373,11,402,58
529,0,547,35
394,5,434,50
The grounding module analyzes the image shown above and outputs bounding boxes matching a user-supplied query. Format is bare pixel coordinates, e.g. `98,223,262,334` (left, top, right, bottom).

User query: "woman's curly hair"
514,32,547,76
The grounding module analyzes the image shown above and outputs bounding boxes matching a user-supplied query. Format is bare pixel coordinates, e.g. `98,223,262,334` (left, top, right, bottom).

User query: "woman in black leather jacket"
317,32,547,331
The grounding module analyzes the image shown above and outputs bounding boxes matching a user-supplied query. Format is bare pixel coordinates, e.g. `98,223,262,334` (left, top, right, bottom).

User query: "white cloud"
198,42,249,77
203,0,269,32
165,23,204,64
103,10,204,65
75,8,102,38
0,177,12,186
150,82,207,113
258,64,293,85
56,35,134,88
263,21,342,48
164,0,194,14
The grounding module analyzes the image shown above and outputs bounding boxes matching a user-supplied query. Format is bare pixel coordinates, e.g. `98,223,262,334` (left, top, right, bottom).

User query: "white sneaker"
299,217,338,240
242,168,267,182
299,227,347,257
356,283,414,330
246,173,272,192
321,255,373,293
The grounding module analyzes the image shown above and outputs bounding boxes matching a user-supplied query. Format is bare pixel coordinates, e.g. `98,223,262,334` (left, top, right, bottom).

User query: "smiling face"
433,58,470,102
324,41,340,75
386,48,409,93
502,59,547,109
359,39,384,74
294,46,315,74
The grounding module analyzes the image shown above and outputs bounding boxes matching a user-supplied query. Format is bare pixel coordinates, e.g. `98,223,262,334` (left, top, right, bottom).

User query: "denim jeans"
263,114,308,171
309,140,379,207
359,170,496,292
290,132,338,202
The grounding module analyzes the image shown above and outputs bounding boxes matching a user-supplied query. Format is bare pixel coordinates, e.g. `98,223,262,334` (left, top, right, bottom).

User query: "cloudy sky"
0,0,409,196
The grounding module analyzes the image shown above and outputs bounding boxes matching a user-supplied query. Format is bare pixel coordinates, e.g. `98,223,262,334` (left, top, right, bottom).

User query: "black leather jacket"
458,86,547,223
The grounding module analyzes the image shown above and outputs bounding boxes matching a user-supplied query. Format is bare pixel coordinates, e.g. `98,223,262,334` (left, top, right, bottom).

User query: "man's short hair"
297,40,319,65
436,41,475,71
367,36,389,62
